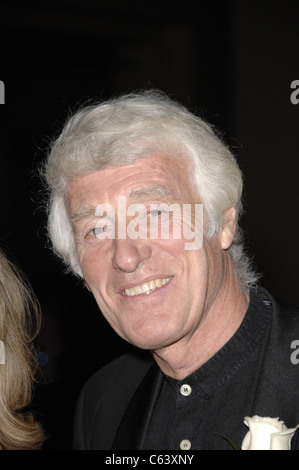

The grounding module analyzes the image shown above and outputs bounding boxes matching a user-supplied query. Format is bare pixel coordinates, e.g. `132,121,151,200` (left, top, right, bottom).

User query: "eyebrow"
128,184,178,202
69,184,179,224
69,204,97,224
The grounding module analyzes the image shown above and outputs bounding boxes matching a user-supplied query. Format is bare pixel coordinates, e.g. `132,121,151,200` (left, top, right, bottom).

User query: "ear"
220,207,237,250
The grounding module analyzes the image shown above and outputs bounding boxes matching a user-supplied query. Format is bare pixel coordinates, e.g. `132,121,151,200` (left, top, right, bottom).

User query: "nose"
112,238,152,273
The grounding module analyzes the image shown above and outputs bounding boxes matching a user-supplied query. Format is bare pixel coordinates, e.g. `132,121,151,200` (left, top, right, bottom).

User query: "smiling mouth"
122,277,172,296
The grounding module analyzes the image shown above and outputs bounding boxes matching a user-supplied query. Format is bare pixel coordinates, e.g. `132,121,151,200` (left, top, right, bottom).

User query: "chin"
123,325,181,351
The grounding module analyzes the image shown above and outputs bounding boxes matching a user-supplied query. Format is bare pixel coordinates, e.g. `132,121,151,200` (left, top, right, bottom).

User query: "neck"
151,262,250,380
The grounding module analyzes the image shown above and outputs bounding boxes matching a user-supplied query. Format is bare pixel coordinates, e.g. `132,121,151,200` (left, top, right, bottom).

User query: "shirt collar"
164,287,272,398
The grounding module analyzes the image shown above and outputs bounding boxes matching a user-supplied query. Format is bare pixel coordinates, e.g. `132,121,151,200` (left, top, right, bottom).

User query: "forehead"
67,153,193,209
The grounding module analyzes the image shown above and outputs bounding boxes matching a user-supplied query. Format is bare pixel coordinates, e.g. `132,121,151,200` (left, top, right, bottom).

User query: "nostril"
112,239,152,272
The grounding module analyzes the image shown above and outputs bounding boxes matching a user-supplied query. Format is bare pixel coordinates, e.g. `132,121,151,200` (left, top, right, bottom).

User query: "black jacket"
73,288,299,450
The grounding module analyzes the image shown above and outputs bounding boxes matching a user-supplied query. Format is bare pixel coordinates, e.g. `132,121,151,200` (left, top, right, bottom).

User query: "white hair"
43,90,258,288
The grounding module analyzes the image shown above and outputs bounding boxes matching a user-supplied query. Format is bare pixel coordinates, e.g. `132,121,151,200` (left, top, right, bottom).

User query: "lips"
122,277,172,296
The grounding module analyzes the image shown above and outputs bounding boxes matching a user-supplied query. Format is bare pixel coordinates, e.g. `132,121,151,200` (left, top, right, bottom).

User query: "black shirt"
143,288,292,450
74,286,299,450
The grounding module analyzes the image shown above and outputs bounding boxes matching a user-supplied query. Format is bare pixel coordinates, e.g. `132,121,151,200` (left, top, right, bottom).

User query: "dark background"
0,0,298,449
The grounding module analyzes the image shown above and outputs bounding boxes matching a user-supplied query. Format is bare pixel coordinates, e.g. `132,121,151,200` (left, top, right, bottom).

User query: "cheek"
80,247,110,291
180,245,212,306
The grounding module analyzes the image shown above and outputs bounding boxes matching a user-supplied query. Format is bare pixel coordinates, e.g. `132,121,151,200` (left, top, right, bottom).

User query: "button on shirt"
143,289,273,450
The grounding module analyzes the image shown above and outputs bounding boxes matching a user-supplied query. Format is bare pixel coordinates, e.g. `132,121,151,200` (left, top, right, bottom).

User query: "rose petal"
242,417,299,451
270,426,299,450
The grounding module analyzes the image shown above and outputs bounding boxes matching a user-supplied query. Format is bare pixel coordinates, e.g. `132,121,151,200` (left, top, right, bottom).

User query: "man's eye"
91,226,107,236
149,210,162,217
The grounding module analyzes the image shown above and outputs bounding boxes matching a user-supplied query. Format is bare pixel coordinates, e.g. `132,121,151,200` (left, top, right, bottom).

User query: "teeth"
123,277,172,296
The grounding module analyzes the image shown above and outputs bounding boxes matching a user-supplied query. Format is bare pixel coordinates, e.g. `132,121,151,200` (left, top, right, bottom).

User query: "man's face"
67,153,227,350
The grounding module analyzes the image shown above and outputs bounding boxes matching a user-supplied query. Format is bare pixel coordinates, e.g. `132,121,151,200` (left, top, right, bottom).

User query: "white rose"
241,416,299,450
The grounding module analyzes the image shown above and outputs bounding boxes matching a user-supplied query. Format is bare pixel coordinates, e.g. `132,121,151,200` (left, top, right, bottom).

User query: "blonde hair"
0,250,44,450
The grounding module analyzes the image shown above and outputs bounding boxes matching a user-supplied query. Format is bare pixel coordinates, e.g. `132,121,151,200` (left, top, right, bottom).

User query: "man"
44,90,299,450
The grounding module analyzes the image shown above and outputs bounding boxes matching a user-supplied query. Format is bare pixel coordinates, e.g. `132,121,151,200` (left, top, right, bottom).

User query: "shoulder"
257,286,299,378
252,287,299,426
73,349,153,449
83,348,153,395
264,287,299,334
